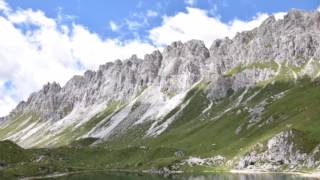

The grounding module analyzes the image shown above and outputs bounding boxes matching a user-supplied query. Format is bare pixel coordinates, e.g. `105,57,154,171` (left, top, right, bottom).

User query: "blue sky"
0,0,319,116
6,0,319,42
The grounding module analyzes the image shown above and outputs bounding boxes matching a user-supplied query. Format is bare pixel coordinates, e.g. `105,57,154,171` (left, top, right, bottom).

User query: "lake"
51,172,319,180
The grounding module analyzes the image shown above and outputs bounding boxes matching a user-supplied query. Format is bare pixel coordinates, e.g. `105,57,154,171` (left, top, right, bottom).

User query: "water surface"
52,172,318,180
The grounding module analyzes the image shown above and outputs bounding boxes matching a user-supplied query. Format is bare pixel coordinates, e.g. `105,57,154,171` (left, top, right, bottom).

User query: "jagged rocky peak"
4,50,164,121
64,51,162,107
283,9,320,30
139,50,162,86
3,9,320,149
162,40,209,59
210,9,320,71
159,40,210,94
3,9,320,124
42,82,61,94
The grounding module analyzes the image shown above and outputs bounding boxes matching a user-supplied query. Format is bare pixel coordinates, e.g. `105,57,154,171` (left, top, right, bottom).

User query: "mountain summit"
2,9,320,146
1,9,320,175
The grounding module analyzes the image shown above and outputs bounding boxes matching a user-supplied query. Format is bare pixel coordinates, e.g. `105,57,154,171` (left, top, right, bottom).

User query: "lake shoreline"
229,169,320,179
20,168,320,180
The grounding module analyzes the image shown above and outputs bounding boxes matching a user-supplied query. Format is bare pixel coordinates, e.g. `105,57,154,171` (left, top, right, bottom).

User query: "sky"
0,0,319,116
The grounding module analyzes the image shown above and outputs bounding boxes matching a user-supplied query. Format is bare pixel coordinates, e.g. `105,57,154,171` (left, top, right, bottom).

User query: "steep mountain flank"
1,9,320,148
1,9,320,177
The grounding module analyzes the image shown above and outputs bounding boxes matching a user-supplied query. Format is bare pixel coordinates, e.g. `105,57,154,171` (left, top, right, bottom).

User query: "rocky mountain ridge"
1,9,320,149
2,9,320,176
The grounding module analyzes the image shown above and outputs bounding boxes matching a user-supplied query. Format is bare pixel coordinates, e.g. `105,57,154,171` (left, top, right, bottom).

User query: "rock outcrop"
237,129,320,171
1,10,320,148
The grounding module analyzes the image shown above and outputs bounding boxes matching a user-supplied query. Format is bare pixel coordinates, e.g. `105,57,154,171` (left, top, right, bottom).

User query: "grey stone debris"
1,10,320,150
237,129,320,171
4,10,320,121
174,150,185,158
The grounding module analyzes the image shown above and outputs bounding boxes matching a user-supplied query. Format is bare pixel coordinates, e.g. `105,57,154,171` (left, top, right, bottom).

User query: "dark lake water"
51,172,319,180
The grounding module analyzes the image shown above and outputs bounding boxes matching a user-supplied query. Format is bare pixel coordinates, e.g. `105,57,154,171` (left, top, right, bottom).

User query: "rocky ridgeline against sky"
1,9,320,149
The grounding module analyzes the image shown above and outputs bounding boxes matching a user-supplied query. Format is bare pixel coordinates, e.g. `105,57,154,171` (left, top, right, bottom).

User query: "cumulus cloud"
125,10,153,30
0,2,288,117
0,3,156,116
209,4,218,16
0,0,8,12
109,20,119,32
125,19,144,30
185,0,197,6
70,25,156,69
274,12,287,20
147,10,158,17
0,95,16,117
149,7,286,47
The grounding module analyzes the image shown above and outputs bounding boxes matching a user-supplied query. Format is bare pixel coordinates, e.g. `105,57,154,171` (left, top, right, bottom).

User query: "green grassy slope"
2,77,320,178
56,77,320,171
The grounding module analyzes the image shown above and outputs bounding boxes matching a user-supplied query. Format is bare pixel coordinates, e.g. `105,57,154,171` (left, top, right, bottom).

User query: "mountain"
1,9,320,177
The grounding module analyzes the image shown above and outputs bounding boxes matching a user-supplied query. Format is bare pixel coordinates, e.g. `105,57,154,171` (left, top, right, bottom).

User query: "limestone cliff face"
211,9,320,70
1,10,320,148
207,10,320,95
159,40,210,94
8,51,163,122
237,129,320,171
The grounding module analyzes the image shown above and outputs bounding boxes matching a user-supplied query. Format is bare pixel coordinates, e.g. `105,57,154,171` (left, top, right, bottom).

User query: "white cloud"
125,19,144,30
185,0,197,6
0,2,288,117
317,6,320,12
0,0,9,12
8,9,56,28
109,20,119,32
274,12,287,20
147,10,158,17
0,6,156,117
209,4,218,16
71,25,155,69
0,95,16,117
125,10,156,30
149,7,286,47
